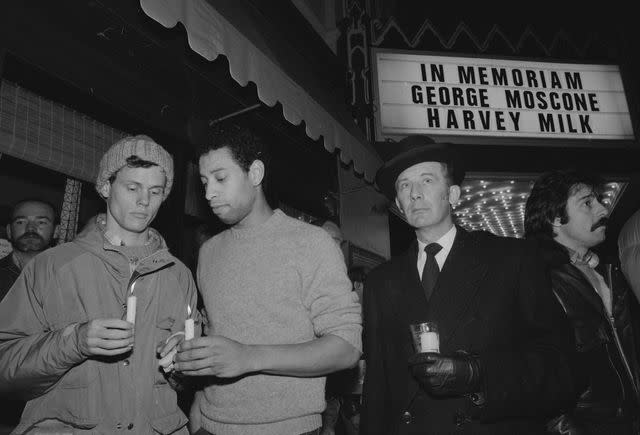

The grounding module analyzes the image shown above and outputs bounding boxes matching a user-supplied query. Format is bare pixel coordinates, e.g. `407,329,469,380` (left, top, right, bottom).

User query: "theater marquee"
372,50,634,142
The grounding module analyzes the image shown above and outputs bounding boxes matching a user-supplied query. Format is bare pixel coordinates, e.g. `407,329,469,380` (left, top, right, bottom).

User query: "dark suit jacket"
361,228,576,435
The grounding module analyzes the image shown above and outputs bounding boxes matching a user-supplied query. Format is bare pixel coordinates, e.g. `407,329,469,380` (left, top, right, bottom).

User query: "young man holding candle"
361,135,576,435
0,135,198,434
177,125,362,435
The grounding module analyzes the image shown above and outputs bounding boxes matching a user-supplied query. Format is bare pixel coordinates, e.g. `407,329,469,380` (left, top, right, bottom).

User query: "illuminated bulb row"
453,179,623,239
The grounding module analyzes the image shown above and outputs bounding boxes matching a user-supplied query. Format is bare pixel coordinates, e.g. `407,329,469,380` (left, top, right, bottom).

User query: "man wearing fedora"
361,135,576,434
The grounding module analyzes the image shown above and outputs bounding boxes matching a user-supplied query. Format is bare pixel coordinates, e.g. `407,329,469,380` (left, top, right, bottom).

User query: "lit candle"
126,295,137,324
419,331,439,353
185,305,194,340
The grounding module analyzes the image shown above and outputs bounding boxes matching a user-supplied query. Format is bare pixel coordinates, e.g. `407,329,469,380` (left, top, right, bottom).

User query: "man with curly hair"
177,125,362,435
525,169,640,434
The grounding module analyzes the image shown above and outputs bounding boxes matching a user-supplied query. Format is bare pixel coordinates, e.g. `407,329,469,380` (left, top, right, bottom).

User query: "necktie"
421,243,442,301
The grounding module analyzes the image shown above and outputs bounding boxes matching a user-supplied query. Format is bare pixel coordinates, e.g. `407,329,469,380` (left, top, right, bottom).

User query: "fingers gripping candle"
185,305,194,340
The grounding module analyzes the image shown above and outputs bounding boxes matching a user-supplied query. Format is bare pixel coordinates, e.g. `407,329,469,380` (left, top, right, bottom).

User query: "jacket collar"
0,253,20,274
534,237,606,315
73,214,175,274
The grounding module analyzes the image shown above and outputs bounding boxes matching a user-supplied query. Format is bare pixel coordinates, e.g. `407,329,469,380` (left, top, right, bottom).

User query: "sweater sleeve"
302,231,362,352
0,259,85,400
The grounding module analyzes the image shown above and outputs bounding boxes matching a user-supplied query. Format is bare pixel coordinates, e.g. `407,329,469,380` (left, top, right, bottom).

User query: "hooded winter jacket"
0,218,199,434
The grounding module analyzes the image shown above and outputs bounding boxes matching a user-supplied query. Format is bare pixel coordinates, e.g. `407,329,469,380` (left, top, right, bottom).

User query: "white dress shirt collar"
417,225,457,277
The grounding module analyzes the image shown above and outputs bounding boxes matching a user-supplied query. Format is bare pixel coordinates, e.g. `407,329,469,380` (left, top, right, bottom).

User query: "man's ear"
448,185,461,205
394,197,406,215
53,224,61,241
551,217,562,227
248,160,265,187
99,182,111,199
5,224,11,241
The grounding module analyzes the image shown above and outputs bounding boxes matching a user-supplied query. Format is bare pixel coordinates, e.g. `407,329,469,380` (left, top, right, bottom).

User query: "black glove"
546,414,587,435
408,351,483,396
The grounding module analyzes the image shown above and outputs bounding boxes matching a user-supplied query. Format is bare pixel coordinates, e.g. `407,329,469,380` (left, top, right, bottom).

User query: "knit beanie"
95,135,174,200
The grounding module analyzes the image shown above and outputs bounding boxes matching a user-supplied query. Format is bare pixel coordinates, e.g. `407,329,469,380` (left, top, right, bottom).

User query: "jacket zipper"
125,250,166,295
605,265,640,402
605,320,627,409
127,270,142,295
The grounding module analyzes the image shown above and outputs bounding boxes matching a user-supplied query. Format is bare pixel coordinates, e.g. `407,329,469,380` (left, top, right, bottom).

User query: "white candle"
185,305,194,340
419,331,439,353
126,295,137,324
185,318,195,340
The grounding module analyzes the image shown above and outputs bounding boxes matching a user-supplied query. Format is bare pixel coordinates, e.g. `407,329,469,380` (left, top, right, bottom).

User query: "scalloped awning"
140,0,381,182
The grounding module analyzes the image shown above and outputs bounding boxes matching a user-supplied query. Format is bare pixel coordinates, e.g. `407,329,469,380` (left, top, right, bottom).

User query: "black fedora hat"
375,135,465,200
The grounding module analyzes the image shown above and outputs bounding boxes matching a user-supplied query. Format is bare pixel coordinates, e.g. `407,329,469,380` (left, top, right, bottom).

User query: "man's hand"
174,335,254,378
75,319,134,357
408,352,482,396
157,332,185,373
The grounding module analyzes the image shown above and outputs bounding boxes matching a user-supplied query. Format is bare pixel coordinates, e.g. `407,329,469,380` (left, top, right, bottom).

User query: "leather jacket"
536,239,640,433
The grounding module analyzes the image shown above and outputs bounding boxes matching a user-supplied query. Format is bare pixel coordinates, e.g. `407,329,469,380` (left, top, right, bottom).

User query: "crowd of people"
0,130,638,435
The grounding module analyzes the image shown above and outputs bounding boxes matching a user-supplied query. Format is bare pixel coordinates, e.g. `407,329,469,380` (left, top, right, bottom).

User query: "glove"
408,351,482,396
546,414,587,435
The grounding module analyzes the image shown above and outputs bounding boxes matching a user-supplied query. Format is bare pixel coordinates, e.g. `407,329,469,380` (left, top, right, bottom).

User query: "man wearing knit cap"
0,134,199,434
176,125,362,435
361,135,575,435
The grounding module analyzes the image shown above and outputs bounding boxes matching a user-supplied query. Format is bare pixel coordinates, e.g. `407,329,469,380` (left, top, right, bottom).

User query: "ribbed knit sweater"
196,210,362,435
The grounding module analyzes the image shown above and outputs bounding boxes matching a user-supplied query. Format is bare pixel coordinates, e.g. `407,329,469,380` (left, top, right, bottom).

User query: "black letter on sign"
427,108,440,128
512,69,523,86
579,115,593,133
431,64,445,82
509,112,521,131
495,111,506,130
565,72,583,90
492,68,508,86
588,93,600,112
446,110,459,129
462,110,475,129
411,85,424,104
479,111,491,130
505,90,522,109
458,66,476,84
539,113,555,132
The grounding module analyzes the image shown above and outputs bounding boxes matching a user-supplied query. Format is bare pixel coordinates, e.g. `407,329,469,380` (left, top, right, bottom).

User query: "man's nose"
26,220,38,231
593,200,609,220
205,184,217,201
137,191,150,206
410,184,422,200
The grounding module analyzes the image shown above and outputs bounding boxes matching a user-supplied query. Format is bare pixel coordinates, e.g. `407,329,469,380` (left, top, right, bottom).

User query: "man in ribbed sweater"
176,125,362,435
